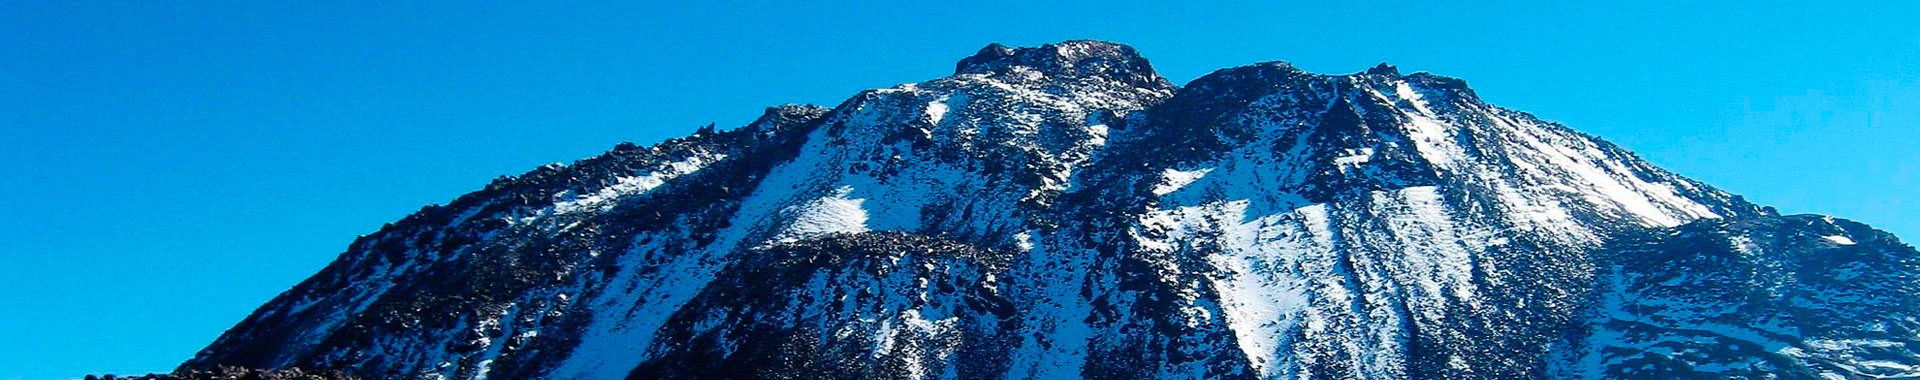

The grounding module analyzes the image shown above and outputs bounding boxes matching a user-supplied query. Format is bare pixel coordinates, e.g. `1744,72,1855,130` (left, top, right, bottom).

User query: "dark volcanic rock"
179,40,1915,380
83,366,358,380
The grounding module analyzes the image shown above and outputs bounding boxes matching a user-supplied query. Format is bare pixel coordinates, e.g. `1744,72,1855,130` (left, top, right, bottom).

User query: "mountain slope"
1583,215,1920,378
182,41,1916,380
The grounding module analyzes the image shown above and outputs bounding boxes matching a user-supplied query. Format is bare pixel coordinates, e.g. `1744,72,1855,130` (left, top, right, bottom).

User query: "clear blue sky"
2,1,1914,379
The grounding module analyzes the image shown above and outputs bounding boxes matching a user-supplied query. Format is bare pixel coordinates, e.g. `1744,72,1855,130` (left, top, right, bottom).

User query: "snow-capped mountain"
181,41,1920,379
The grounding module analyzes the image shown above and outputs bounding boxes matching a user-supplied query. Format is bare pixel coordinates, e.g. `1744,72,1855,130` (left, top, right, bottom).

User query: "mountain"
179,40,1920,379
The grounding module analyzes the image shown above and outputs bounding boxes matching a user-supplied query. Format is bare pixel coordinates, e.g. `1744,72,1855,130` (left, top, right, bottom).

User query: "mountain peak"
1365,62,1400,76
181,40,1907,380
953,40,1170,89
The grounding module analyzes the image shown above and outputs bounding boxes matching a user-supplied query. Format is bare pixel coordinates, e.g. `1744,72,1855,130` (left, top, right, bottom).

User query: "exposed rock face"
82,367,359,380
1586,215,1920,378
180,40,1919,379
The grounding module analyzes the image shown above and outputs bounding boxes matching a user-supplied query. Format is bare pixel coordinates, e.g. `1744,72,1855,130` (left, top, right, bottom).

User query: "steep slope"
183,103,832,379
182,41,1915,380
185,41,1174,380
629,233,1018,379
1583,215,1920,378
1045,61,1766,379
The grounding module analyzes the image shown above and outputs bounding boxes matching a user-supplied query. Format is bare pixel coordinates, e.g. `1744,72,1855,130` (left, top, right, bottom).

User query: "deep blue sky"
3,1,1914,379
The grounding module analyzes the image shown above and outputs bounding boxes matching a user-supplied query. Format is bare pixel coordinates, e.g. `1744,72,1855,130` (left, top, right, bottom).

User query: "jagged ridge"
181,40,1917,380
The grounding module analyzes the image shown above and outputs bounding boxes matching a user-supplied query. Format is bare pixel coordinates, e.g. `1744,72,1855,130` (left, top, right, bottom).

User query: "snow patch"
1204,201,1314,378
1824,235,1856,245
1376,84,1462,168
551,154,722,214
1333,148,1375,171
1153,168,1213,196
779,186,871,241
925,93,967,126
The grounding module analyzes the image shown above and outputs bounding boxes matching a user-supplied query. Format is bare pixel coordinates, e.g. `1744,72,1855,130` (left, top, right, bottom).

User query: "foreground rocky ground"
79,367,358,380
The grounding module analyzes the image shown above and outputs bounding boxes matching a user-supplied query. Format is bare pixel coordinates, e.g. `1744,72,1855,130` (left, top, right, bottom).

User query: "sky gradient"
3,1,1915,379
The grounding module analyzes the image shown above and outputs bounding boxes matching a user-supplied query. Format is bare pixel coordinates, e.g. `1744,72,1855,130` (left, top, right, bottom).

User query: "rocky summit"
179,40,1920,379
